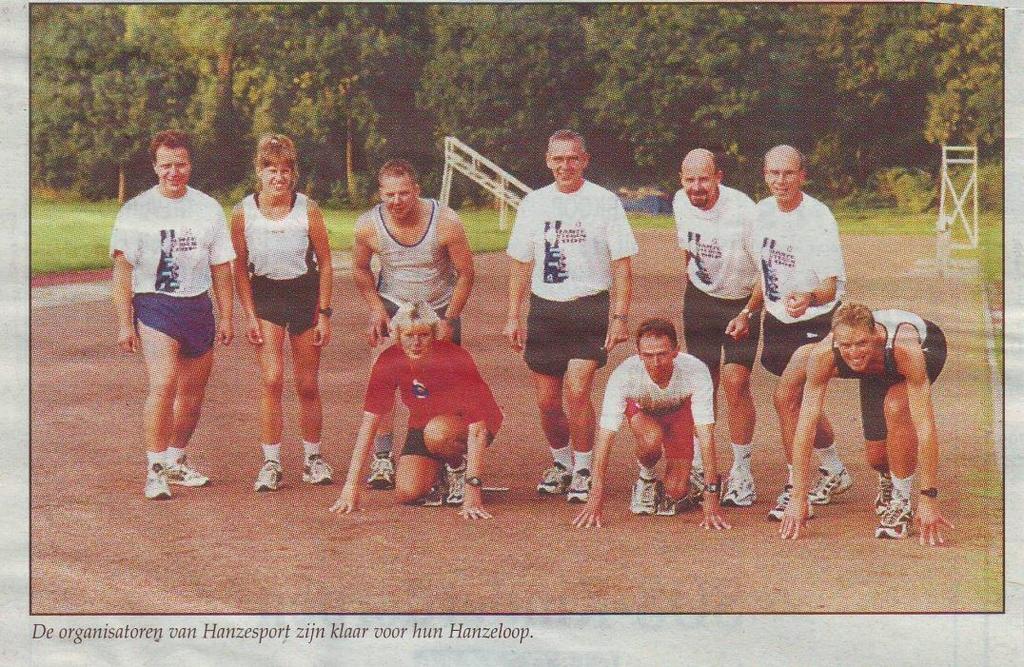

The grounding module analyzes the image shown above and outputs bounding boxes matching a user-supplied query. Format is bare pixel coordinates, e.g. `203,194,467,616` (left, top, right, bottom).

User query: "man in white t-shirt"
504,129,639,504
571,318,729,529
673,148,761,508
752,145,853,521
110,129,235,500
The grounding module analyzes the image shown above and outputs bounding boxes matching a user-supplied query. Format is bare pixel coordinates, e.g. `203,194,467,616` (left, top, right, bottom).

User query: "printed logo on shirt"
411,378,429,399
759,237,793,303
688,231,719,286
155,229,181,293
543,220,569,284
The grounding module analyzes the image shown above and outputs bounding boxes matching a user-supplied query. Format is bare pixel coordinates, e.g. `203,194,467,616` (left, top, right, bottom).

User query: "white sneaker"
767,485,815,522
537,463,572,495
808,467,853,505
721,468,756,507
875,473,894,516
630,477,660,515
165,456,210,487
875,496,913,539
254,460,283,492
303,454,333,485
366,454,396,490
687,464,706,505
566,469,592,503
144,463,172,500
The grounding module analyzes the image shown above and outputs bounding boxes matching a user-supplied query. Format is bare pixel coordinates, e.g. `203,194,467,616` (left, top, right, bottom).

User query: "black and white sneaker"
566,469,592,503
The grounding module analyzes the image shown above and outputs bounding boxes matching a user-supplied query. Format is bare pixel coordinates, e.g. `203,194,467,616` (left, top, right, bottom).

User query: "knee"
662,461,691,499
295,377,320,403
261,370,284,396
721,368,751,403
148,376,177,401
395,482,425,505
537,395,564,420
563,383,592,411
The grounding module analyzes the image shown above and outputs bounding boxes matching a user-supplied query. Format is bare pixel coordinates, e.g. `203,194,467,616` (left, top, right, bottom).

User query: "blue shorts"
133,292,216,358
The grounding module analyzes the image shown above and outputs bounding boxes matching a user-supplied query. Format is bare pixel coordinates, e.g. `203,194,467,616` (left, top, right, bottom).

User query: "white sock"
165,446,186,465
787,464,794,486
891,474,913,501
147,451,164,468
815,443,845,475
691,438,703,468
573,450,593,474
638,462,657,481
551,445,573,470
262,443,281,463
730,443,752,474
303,440,321,460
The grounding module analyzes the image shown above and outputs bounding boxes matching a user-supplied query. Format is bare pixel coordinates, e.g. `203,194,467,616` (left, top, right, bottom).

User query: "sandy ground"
30,231,1002,613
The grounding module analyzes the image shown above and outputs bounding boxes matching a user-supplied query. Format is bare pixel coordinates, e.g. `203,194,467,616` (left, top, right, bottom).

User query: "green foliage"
874,168,936,214
31,4,1004,205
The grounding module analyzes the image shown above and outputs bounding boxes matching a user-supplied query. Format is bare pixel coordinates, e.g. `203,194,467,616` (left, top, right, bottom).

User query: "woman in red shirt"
330,302,503,518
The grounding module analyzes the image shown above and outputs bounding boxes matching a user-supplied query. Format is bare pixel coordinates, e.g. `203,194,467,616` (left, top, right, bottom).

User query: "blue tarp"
620,194,672,214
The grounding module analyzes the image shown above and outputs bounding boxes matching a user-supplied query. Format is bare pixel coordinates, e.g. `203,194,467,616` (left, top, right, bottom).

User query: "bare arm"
330,411,382,513
459,420,492,520
438,210,475,342
694,422,730,530
210,262,234,346
897,338,953,545
229,206,263,346
604,256,633,352
502,259,533,351
780,343,835,539
307,201,333,346
352,216,390,346
572,427,617,528
111,253,139,353
785,276,837,319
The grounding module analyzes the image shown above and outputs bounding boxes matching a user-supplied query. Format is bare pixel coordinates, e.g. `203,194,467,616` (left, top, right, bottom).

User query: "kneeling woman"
331,303,502,519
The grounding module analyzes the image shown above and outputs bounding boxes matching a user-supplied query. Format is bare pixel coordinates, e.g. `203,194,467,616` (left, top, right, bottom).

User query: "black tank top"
833,309,929,382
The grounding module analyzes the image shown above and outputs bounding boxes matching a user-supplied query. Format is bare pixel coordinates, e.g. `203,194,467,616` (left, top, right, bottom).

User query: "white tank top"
243,193,315,280
374,199,456,310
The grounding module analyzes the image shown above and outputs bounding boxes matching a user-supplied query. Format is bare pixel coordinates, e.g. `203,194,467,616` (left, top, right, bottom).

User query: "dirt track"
30,231,1002,613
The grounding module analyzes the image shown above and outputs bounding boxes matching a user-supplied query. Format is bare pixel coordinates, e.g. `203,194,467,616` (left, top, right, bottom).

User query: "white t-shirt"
752,193,846,324
673,184,758,299
507,181,639,302
599,353,715,432
110,186,235,297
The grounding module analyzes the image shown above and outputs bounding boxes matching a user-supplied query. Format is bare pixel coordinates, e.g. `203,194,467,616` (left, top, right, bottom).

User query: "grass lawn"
30,196,1003,279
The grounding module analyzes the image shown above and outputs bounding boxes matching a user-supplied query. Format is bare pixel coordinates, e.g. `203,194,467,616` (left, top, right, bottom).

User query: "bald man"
753,145,852,521
672,149,761,509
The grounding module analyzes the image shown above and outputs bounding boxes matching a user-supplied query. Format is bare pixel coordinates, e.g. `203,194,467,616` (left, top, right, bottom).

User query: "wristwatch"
318,306,333,318
920,487,938,499
466,476,483,488
611,314,628,322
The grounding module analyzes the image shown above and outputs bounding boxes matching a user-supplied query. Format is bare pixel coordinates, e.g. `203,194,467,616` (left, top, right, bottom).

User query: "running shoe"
164,455,210,487
875,496,913,539
808,467,853,505
767,485,815,522
630,477,660,515
254,460,283,492
366,453,396,490
145,463,172,500
445,459,466,506
721,469,756,507
874,472,894,516
537,462,572,495
566,469,592,503
303,454,334,485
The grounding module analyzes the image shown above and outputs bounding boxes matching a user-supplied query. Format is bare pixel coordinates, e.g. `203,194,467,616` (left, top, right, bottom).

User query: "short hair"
548,129,586,153
390,301,440,336
832,302,875,333
378,159,419,184
764,145,806,171
254,134,298,190
636,317,678,348
149,129,191,162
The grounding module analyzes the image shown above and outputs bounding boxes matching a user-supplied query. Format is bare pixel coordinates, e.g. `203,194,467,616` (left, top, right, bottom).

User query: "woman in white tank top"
230,135,335,493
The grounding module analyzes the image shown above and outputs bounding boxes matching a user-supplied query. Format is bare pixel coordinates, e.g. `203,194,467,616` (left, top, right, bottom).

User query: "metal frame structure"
439,136,532,230
938,145,979,250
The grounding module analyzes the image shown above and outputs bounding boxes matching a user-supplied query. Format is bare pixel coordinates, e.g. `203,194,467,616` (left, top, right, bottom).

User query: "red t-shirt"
364,341,503,435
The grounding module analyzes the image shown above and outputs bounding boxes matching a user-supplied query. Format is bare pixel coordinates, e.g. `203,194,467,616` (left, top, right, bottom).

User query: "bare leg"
423,414,469,467
531,371,570,450
882,383,918,478
721,363,755,446
394,456,441,504
630,411,665,470
563,359,599,454
290,325,323,443
254,321,287,445
169,348,214,449
138,322,181,455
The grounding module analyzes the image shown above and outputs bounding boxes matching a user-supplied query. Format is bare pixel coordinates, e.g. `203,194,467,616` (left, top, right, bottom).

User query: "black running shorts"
524,291,609,377
760,305,838,377
683,280,760,374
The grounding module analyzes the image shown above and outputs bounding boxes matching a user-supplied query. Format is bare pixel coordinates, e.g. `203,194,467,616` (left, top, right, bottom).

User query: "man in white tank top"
352,160,475,489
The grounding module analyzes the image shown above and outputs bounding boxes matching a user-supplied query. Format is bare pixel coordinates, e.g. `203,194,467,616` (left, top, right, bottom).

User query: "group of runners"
110,128,953,547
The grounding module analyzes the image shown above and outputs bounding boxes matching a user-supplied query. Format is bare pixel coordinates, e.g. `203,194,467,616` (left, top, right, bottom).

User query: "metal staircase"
439,136,532,230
